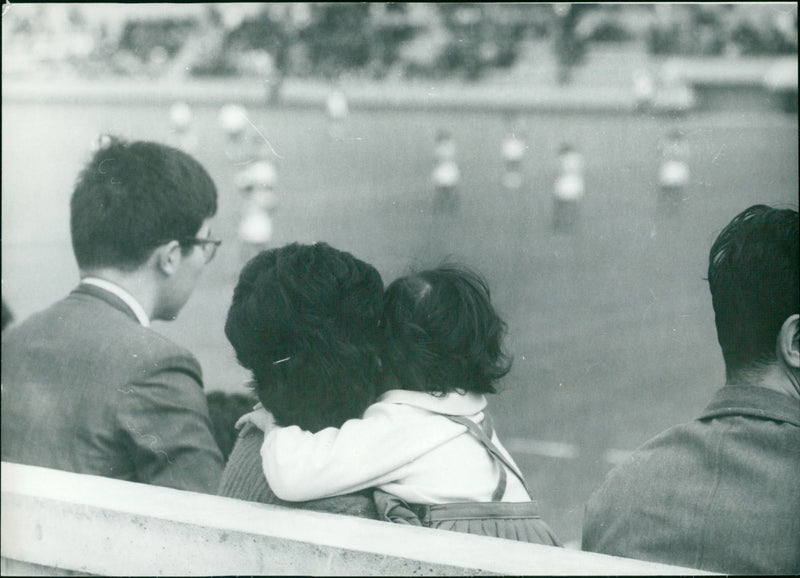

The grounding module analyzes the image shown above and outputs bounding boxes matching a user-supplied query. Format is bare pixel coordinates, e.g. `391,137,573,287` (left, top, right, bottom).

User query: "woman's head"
225,242,384,432
380,264,512,395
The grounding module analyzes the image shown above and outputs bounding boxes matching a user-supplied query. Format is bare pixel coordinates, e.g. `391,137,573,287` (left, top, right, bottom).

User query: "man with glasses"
2,136,225,493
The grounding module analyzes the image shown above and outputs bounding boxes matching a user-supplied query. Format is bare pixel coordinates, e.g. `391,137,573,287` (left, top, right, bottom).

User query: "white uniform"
555,151,585,201
237,160,278,246
502,135,526,189
432,160,460,189
659,138,690,189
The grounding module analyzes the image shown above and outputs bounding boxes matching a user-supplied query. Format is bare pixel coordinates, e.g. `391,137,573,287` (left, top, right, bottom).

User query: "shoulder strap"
446,414,533,500
478,413,507,501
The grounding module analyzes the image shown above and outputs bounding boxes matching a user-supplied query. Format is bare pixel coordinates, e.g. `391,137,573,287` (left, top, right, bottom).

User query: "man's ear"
155,241,182,276
778,313,800,370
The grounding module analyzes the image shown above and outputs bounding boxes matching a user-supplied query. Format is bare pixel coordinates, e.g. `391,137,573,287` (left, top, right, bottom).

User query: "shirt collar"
377,389,487,416
80,277,150,327
701,385,800,428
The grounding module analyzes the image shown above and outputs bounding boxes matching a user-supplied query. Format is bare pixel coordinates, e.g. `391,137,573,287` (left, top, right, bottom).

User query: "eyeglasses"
181,237,222,263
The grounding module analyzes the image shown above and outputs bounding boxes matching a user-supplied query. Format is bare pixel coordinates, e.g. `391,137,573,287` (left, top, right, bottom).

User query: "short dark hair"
380,264,512,395
225,243,384,433
71,136,218,270
708,204,799,380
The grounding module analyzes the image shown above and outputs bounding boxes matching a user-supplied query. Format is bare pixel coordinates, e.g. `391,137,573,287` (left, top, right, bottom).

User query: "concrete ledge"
659,56,798,89
3,57,795,114
0,77,655,114
1,462,711,576
3,78,634,113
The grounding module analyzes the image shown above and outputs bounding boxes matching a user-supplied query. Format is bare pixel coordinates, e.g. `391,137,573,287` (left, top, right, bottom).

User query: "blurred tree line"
3,3,797,91
187,3,550,90
647,4,797,57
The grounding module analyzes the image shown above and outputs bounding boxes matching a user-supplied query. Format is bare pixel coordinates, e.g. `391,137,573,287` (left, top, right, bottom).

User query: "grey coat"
1,283,224,493
582,385,800,574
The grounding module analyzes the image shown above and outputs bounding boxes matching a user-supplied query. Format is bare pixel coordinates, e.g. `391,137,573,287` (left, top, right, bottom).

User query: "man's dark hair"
380,264,513,395
225,243,384,433
70,136,218,270
708,204,799,380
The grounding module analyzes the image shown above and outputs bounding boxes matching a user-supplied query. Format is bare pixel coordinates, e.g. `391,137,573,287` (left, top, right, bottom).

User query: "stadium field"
2,100,797,542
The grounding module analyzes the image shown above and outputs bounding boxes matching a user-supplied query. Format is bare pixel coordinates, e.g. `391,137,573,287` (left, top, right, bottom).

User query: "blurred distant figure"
583,205,800,574
219,103,250,164
1,299,14,332
235,157,279,266
553,142,585,232
89,133,114,153
632,70,655,112
553,3,589,85
327,88,349,120
764,58,799,113
169,101,198,152
326,88,349,140
658,129,690,215
432,129,460,213
502,122,526,190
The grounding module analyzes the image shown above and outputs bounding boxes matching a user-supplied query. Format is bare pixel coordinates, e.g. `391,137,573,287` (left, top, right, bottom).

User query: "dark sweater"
218,423,379,519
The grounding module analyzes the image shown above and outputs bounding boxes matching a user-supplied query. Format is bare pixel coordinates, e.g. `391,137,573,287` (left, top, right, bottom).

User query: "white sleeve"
260,404,462,501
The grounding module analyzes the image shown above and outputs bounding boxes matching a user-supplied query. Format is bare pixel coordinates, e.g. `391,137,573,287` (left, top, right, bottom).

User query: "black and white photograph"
2,3,798,575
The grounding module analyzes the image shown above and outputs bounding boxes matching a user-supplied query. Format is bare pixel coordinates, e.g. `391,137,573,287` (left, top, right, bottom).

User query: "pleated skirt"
423,501,563,546
374,491,562,547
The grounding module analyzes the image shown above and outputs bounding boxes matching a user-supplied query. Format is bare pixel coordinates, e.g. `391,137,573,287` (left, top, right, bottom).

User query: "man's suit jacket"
582,385,800,574
1,283,224,493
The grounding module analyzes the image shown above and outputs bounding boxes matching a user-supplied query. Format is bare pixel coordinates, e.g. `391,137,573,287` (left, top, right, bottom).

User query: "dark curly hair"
225,243,384,432
708,204,799,381
379,264,512,395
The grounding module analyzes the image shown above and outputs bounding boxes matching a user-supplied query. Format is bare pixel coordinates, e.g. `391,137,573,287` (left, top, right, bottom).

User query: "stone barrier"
1,462,712,576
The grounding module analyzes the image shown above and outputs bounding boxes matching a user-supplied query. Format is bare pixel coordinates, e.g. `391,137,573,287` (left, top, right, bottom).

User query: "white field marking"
504,437,580,459
604,448,635,465
505,437,634,465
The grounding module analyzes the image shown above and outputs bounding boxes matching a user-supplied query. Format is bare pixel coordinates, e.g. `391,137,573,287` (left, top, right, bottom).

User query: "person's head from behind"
708,205,799,390
225,243,384,432
71,136,219,320
380,264,512,396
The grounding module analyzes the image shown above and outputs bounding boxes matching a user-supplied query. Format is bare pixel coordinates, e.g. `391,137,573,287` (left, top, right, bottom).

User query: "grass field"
2,99,797,543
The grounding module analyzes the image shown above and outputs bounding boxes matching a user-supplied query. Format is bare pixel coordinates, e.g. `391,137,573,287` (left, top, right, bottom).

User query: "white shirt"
261,389,530,505
81,277,150,327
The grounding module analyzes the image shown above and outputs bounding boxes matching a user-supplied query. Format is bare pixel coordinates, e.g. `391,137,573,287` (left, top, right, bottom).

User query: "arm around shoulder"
262,403,461,501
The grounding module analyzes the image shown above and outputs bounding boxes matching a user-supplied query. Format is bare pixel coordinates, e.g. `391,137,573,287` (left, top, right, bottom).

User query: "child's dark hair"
379,264,512,395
